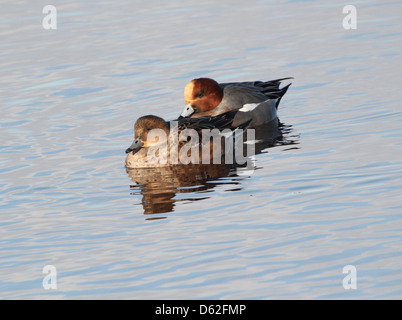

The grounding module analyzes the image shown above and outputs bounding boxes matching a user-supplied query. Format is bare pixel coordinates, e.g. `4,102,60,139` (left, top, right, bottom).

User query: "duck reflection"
127,163,232,215
126,117,298,216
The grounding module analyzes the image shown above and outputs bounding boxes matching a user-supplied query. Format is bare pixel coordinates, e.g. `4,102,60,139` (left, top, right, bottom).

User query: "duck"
179,77,292,128
125,110,249,168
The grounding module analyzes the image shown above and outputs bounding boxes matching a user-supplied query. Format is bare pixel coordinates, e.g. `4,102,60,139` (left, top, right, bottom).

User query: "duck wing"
175,110,249,132
220,77,292,109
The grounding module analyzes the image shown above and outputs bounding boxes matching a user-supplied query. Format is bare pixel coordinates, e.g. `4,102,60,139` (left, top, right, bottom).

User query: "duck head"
126,115,169,154
181,78,223,118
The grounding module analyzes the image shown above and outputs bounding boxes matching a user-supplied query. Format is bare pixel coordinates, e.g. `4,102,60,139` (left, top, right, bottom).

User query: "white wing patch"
244,139,262,145
239,98,279,112
239,103,260,112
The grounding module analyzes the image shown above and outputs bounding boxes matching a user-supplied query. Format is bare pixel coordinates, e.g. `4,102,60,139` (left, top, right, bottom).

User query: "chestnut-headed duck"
125,111,248,169
180,77,292,128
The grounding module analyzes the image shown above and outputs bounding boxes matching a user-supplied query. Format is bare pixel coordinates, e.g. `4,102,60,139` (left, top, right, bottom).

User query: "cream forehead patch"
184,80,196,99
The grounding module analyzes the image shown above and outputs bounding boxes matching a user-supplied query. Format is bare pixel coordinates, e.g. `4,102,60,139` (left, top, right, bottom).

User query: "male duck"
179,77,292,128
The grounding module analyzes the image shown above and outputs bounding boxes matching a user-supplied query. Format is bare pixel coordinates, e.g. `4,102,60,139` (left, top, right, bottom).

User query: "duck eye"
197,91,204,98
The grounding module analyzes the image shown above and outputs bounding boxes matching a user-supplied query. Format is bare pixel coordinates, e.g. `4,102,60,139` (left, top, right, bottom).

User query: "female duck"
125,111,246,168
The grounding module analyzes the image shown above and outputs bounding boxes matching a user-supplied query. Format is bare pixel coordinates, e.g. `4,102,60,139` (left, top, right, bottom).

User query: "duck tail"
257,77,293,89
275,81,292,109
257,77,293,109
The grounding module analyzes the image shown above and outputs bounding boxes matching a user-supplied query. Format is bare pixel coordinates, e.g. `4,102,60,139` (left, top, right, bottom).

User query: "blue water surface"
1,0,402,299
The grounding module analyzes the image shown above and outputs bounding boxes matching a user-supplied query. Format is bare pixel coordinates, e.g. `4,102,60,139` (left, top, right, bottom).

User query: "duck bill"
125,138,144,154
180,104,195,118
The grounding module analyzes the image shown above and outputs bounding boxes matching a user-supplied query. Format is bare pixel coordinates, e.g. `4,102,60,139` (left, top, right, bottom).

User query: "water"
1,0,402,299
